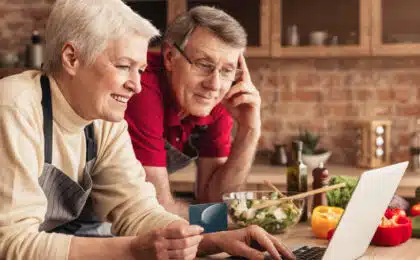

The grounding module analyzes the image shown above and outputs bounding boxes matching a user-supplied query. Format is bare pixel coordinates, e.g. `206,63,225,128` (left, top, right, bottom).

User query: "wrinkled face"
164,27,242,117
72,34,148,122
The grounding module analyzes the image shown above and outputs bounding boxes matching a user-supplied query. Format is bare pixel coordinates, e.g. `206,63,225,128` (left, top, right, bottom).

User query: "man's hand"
223,54,261,130
130,220,204,260
201,225,295,260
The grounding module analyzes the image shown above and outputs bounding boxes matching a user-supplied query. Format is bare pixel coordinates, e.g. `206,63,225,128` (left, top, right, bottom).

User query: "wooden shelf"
372,43,420,57
272,45,371,58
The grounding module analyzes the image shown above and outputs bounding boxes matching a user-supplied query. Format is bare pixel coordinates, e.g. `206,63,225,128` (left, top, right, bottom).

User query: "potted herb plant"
298,130,331,169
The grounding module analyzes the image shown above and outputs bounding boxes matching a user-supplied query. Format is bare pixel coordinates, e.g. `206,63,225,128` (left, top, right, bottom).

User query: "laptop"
229,161,409,260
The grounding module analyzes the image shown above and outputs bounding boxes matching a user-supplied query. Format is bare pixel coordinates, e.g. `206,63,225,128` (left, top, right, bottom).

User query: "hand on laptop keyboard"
228,239,296,260
228,245,326,260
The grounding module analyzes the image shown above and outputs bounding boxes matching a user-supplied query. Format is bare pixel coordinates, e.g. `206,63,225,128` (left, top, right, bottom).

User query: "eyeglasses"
173,43,242,83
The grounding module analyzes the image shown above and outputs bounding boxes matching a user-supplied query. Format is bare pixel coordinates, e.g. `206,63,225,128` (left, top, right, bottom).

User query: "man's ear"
163,41,175,72
61,43,80,76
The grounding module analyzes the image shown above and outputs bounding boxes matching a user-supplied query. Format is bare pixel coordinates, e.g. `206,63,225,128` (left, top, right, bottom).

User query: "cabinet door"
126,0,185,51
372,0,420,56
184,0,271,57
271,0,371,57
126,0,168,49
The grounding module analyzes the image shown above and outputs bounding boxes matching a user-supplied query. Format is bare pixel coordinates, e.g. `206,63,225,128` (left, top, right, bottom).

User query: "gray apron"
37,75,111,237
165,125,207,174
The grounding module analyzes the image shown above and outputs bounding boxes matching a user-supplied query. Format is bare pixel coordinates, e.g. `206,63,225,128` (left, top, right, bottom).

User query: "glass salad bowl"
223,191,305,234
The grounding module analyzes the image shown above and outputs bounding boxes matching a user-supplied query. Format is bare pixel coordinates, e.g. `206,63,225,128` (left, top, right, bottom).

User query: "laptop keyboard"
227,245,326,260
293,246,326,260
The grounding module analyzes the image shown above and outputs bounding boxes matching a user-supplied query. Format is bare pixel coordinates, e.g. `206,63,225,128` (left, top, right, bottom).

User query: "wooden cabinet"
115,1,420,57
126,0,270,56
372,0,420,56
271,0,371,57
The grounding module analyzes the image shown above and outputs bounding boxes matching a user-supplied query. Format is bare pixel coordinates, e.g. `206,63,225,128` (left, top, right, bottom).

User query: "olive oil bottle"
287,140,308,222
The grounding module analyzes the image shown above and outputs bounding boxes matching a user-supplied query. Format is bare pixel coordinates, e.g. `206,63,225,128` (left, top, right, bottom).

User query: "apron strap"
84,123,96,162
40,75,53,164
165,125,208,174
40,75,97,164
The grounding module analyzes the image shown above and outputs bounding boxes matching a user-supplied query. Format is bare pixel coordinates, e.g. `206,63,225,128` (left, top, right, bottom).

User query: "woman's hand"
201,225,295,260
130,220,204,260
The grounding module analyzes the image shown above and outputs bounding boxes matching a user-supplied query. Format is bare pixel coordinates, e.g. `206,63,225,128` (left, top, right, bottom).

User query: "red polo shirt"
125,52,233,167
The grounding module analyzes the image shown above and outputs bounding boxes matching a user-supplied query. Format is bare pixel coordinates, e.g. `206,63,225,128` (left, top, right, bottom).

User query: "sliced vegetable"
385,208,406,218
311,206,344,239
371,209,412,246
410,203,420,217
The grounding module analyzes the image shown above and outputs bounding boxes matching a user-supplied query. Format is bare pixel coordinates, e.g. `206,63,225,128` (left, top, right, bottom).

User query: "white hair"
43,0,159,73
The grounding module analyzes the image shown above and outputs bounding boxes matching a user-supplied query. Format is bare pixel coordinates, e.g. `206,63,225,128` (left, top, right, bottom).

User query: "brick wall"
1,1,419,165
248,58,420,165
0,1,52,54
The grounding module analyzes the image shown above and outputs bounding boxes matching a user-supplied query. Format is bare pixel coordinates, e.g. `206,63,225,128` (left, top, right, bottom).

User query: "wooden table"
198,223,420,260
169,163,420,198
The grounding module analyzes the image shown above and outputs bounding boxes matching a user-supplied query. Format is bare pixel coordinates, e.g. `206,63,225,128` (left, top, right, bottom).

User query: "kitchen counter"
169,163,420,198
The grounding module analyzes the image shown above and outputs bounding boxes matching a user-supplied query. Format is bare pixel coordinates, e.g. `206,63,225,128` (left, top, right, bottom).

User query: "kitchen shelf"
271,0,371,57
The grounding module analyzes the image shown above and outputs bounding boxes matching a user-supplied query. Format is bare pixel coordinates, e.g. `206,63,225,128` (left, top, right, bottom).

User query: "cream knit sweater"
0,71,181,260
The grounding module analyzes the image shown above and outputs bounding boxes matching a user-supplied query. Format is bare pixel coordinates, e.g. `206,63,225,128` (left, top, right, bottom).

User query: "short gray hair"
163,6,247,50
43,0,159,73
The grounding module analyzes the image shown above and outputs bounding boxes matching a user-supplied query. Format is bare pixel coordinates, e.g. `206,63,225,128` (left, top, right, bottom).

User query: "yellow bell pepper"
311,206,344,239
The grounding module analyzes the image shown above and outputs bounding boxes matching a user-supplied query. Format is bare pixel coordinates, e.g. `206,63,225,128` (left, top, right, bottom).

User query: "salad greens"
228,192,302,234
326,176,358,209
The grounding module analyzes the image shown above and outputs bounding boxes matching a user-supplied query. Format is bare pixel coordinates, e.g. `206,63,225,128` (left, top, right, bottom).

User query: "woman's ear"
61,42,80,76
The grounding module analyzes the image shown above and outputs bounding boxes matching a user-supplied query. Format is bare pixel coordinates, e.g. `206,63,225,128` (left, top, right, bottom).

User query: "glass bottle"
287,25,299,46
28,30,43,69
270,144,288,166
287,140,308,221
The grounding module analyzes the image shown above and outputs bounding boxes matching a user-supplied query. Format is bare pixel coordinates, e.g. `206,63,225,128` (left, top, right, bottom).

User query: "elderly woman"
0,0,295,260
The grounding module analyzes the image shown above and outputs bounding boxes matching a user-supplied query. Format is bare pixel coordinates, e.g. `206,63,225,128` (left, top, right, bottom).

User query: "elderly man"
0,1,295,260
125,6,261,219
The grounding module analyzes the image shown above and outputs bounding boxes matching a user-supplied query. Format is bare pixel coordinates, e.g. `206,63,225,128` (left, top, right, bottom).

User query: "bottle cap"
31,30,41,44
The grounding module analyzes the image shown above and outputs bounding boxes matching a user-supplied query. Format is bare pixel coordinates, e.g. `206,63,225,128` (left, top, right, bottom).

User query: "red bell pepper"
410,203,420,217
327,228,335,241
385,208,406,219
371,211,412,246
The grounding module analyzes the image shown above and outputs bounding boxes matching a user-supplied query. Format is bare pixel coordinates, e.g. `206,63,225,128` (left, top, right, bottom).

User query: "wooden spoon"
263,180,286,198
254,183,346,210
263,180,298,210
